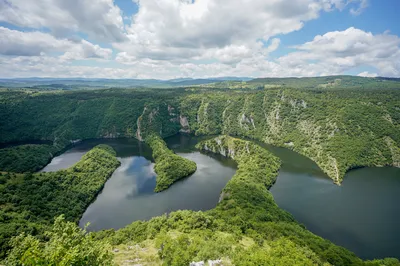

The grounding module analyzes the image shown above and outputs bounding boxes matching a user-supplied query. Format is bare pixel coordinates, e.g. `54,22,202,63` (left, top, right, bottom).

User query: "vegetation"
5,134,399,265
0,77,399,264
0,144,57,173
146,134,197,192
247,75,400,90
1,85,399,184
0,145,120,258
81,136,398,265
180,89,400,183
5,215,113,266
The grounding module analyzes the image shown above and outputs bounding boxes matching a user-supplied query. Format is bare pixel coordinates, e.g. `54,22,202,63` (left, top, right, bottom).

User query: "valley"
0,81,400,265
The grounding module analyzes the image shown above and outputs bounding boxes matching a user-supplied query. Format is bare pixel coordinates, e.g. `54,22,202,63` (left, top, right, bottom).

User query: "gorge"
1,84,399,265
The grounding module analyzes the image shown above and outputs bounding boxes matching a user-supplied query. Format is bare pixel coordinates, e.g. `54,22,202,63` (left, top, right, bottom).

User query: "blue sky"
0,0,399,78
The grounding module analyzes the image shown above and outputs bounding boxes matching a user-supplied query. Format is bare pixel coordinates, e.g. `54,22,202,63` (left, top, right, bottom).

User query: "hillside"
1,86,398,183
0,85,399,264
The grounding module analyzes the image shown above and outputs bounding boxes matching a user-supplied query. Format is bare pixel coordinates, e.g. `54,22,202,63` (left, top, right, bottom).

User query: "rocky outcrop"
385,136,400,167
70,139,82,144
135,107,147,141
190,259,223,266
179,115,190,133
239,113,255,130
196,135,281,203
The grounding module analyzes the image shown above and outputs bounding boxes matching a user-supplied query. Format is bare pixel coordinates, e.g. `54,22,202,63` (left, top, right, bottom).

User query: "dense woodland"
0,78,400,265
0,144,57,173
1,84,399,183
0,145,120,259
146,135,197,192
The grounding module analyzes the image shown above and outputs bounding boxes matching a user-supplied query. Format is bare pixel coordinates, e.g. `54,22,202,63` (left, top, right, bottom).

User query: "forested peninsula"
146,134,197,192
0,145,120,258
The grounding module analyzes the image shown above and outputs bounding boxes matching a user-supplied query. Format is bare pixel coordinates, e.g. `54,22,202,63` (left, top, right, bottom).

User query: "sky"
0,0,399,79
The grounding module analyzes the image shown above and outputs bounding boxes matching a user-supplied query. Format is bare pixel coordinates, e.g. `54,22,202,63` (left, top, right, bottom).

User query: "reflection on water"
40,134,400,259
79,150,236,231
41,136,236,231
266,144,400,259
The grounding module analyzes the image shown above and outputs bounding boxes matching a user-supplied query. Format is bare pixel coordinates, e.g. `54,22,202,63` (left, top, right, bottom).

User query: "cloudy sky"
0,0,399,79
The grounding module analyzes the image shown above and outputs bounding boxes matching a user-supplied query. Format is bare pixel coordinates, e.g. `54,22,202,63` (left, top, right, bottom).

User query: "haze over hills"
1,75,400,90
0,77,251,89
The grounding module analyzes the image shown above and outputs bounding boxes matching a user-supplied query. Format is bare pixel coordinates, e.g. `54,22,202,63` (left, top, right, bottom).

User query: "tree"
6,215,114,266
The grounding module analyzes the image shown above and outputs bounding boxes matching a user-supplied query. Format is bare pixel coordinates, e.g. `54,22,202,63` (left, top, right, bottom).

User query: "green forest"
0,145,120,258
0,79,400,265
1,85,399,183
146,134,197,192
0,144,57,173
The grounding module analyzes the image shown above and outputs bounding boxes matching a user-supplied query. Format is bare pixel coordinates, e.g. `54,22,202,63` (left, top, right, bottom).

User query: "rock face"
103,132,120,139
136,107,147,141
385,136,400,167
190,259,223,266
70,139,81,144
284,142,294,147
180,115,190,133
181,90,400,184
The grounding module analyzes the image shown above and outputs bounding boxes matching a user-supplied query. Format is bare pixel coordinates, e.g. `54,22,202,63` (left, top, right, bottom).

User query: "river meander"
40,134,400,259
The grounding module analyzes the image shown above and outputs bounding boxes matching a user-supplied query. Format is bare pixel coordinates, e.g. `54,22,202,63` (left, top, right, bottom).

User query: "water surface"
266,144,400,259
41,135,400,259
42,136,236,231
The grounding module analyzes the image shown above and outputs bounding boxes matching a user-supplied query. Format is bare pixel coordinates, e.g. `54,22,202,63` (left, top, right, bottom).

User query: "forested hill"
1,86,399,183
247,75,400,89
1,75,400,90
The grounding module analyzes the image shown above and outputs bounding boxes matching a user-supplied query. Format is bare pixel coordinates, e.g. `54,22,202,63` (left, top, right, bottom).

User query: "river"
40,134,400,259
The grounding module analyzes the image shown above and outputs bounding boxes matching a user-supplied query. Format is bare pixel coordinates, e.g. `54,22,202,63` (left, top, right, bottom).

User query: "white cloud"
0,0,126,42
279,27,400,77
113,0,371,68
1,0,397,79
60,40,113,60
2,26,399,79
113,0,340,63
0,55,128,78
349,0,368,15
323,0,368,15
0,27,112,60
358,71,378,77
266,38,281,53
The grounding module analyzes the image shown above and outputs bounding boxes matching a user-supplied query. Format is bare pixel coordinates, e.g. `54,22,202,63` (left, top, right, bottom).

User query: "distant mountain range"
0,77,252,89
0,76,399,90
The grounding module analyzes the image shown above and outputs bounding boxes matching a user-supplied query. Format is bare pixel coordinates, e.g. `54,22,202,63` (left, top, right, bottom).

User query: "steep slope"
180,89,400,183
0,87,399,183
